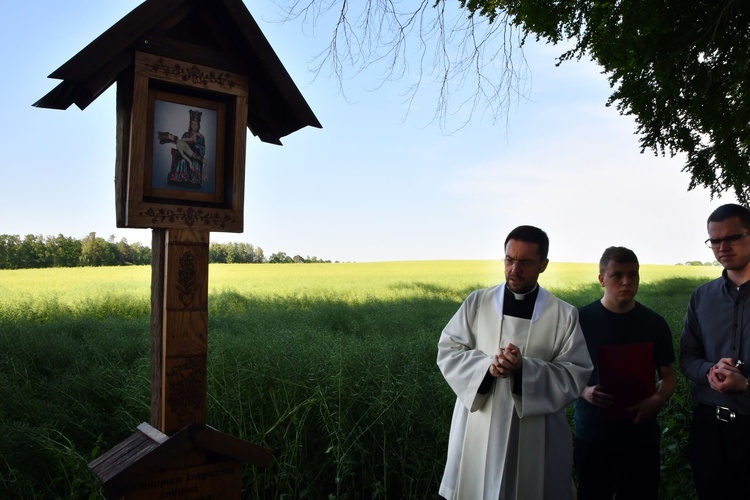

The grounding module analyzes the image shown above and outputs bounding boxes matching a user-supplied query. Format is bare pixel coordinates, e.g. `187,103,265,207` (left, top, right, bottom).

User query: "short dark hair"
599,246,639,275
707,204,750,231
504,225,549,260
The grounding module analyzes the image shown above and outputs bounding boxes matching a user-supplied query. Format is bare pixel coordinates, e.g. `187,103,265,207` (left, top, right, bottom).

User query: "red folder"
598,342,655,420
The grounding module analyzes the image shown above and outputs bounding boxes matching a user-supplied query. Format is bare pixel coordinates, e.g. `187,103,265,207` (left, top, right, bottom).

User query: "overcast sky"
1,1,738,265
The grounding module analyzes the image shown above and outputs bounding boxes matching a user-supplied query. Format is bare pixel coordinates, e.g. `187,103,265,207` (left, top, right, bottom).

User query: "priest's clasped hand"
490,343,522,378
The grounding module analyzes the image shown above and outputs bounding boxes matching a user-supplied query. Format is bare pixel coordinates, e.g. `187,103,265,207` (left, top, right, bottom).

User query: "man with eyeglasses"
437,225,593,500
680,203,750,499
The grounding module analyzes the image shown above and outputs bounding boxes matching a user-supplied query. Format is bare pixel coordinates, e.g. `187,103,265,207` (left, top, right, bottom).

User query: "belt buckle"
716,406,736,423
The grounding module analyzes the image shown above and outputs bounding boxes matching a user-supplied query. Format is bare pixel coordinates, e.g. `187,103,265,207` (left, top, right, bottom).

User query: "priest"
437,225,593,500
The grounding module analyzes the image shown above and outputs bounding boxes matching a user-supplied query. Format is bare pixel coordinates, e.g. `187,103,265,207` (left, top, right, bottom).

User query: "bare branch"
268,0,530,131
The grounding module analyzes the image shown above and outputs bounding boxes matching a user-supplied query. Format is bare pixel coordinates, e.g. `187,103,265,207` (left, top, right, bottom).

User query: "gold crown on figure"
189,109,202,123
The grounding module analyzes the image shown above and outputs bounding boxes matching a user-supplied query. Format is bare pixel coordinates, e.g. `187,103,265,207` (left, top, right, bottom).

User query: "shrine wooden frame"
119,52,249,232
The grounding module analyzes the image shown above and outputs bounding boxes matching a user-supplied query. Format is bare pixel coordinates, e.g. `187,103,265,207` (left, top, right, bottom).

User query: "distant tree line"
0,233,331,270
0,233,150,269
209,243,330,264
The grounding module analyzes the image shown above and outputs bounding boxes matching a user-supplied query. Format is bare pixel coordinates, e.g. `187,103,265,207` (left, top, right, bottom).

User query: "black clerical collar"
507,283,538,300
503,284,539,319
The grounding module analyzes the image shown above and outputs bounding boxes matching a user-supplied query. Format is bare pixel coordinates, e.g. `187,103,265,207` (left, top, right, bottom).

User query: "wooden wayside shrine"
35,0,320,497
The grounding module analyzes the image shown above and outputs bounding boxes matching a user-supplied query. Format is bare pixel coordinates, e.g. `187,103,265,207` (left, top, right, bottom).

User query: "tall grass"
0,262,720,498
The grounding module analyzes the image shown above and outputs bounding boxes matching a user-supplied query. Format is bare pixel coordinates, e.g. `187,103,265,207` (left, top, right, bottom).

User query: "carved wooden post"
151,229,209,434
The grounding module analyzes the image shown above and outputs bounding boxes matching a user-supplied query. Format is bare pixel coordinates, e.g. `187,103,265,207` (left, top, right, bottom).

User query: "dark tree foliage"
458,0,750,203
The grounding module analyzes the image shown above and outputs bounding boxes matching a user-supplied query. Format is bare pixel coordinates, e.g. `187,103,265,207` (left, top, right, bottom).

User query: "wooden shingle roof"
34,0,321,145
88,423,272,498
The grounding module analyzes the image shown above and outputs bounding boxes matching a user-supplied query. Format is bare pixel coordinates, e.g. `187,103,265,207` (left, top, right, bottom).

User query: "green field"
0,261,720,498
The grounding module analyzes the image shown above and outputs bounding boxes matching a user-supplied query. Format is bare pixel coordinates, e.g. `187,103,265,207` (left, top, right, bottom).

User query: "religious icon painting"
145,91,226,204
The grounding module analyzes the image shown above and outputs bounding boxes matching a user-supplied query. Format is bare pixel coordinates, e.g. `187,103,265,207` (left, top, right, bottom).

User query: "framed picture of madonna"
144,91,226,204
117,52,249,232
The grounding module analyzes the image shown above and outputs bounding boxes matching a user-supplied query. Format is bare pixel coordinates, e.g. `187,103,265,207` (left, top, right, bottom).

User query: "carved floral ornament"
147,57,239,89
166,358,206,420
143,207,233,229
177,250,199,306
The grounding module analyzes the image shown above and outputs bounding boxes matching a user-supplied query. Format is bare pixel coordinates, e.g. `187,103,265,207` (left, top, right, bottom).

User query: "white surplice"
437,283,592,500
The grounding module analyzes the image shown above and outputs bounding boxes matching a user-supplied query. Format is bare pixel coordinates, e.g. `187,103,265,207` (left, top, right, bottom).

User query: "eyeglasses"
504,257,539,269
704,232,750,249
